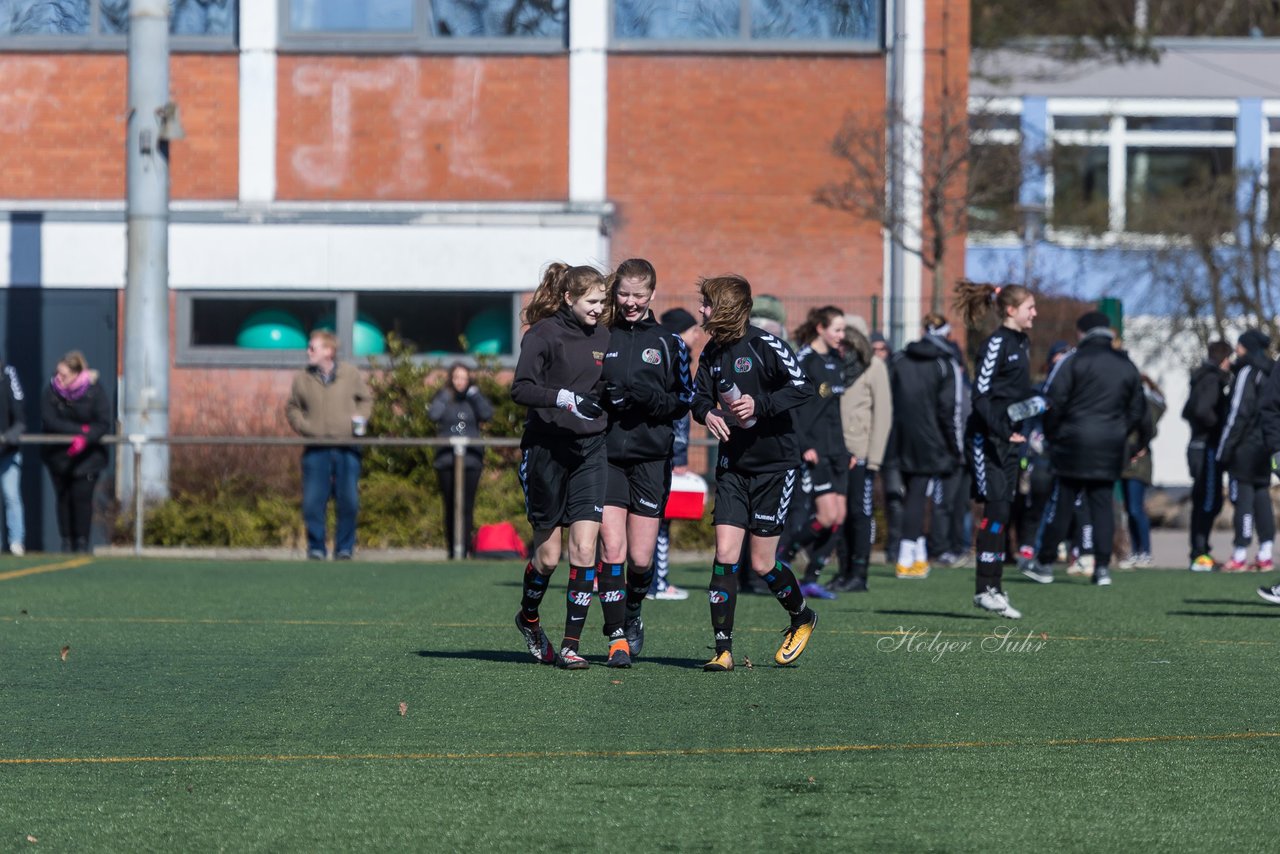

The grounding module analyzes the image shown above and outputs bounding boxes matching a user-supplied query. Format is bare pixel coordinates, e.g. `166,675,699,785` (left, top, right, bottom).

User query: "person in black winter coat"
1255,347,1280,604
887,321,963,578
42,351,112,553
691,274,817,672
598,259,693,661
510,262,612,670
1024,311,1149,587
429,362,494,559
1183,339,1233,571
1216,329,1275,572
955,281,1038,619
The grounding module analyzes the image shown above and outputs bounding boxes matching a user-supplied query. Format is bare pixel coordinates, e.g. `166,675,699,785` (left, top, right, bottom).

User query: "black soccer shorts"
604,458,672,518
520,433,607,531
809,453,851,497
712,468,798,537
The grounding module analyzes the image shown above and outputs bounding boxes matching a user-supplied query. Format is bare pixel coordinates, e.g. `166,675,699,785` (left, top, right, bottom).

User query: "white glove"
556,388,602,420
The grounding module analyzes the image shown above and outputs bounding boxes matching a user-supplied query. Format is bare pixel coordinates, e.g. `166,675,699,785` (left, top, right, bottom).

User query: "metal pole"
132,436,144,555
124,0,172,504
451,437,466,560
886,0,907,348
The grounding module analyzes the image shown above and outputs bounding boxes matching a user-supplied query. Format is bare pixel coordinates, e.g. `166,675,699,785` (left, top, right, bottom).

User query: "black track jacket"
1182,359,1231,446
889,335,962,475
511,306,610,440
967,326,1032,457
601,312,693,463
691,326,812,475
1260,355,1280,457
793,344,846,458
1042,331,1148,481
1216,349,1274,482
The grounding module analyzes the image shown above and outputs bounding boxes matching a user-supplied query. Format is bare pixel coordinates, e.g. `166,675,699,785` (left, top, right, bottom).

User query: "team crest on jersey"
642,348,662,365
734,357,752,373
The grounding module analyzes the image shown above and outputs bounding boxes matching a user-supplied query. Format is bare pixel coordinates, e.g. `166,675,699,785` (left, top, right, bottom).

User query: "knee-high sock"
625,560,654,617
519,562,551,622
764,560,806,616
975,500,1010,593
599,562,627,642
709,562,738,653
562,564,595,652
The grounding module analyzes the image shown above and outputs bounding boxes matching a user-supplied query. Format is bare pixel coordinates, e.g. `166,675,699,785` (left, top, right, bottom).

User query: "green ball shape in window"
464,308,512,355
236,310,308,349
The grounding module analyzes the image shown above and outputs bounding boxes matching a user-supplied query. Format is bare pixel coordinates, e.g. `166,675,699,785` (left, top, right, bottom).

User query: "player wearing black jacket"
690,274,817,672
598,259,693,664
1025,312,1149,587
1183,340,1233,571
955,282,1037,619
510,263,612,671
1216,330,1275,573
1255,347,1280,604
888,327,962,579
777,306,849,599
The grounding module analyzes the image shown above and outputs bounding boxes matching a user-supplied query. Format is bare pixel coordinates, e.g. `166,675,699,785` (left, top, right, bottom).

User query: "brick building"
0,1,965,542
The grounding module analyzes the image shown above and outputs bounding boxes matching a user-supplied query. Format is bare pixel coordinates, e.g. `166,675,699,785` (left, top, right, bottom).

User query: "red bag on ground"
472,522,528,559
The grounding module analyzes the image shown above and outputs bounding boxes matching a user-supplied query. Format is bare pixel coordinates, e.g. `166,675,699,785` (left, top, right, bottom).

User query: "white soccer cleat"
974,587,1022,619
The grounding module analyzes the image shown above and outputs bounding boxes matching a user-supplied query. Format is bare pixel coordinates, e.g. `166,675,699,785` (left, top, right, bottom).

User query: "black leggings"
901,474,935,542
1229,478,1275,548
1036,477,1115,570
1188,442,1224,559
52,470,98,548
437,464,483,557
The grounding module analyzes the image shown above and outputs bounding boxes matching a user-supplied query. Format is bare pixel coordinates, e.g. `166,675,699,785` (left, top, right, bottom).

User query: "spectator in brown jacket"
286,330,373,560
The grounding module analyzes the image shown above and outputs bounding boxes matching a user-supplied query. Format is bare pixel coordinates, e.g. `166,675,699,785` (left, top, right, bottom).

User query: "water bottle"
1006,394,1048,423
717,377,757,428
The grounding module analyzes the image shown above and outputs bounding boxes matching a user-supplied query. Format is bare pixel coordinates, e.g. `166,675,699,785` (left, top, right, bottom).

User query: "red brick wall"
607,54,887,317
276,55,569,201
0,53,237,200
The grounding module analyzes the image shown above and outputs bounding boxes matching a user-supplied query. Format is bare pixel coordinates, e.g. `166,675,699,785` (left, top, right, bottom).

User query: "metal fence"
17,433,716,557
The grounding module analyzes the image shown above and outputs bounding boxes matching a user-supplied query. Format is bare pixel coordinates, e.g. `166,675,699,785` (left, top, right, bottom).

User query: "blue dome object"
465,308,511,355
236,310,308,349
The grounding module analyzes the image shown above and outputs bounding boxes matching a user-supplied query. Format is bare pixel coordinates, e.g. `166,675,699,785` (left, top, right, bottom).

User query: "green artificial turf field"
2,554,1278,851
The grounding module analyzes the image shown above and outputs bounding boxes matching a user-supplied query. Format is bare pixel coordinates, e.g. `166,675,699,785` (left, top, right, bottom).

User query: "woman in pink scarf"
41,351,111,552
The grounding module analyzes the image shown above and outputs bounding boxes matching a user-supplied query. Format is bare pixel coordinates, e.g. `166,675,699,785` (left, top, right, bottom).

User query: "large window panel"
430,0,566,37
613,0,881,47
1126,147,1233,233
2,0,235,36
1051,145,1109,233
356,292,516,357
190,296,338,349
288,0,413,32
968,142,1022,233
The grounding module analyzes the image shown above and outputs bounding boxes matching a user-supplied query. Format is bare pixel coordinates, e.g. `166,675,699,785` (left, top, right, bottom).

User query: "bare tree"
1135,168,1280,348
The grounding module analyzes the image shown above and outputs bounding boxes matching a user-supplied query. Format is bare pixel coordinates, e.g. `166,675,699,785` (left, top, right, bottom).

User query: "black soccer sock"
975,502,1010,594
562,564,595,653
599,562,627,642
801,524,840,582
764,560,807,616
709,562,738,653
625,560,654,617
519,561,551,622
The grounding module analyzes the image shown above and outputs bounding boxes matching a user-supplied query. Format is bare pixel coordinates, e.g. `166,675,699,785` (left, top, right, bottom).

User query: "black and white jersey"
691,326,813,475
967,326,1032,447
601,312,693,463
793,344,846,458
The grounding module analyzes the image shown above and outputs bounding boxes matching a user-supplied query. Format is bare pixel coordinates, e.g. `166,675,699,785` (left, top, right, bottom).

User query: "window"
1051,145,1109,233
178,291,519,366
1052,115,1109,132
1125,146,1233,233
1125,116,1234,133
280,0,568,49
1,0,236,40
968,142,1022,233
612,0,882,49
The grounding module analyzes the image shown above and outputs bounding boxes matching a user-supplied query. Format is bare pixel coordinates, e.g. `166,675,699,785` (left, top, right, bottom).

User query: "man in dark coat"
1020,311,1149,587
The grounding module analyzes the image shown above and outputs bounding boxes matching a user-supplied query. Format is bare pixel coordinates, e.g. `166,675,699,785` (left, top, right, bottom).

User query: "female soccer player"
777,306,848,598
510,263,613,670
691,274,817,672
954,281,1036,618
599,259,693,663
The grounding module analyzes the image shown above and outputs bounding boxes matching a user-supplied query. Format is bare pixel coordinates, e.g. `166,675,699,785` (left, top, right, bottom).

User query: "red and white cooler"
664,471,708,520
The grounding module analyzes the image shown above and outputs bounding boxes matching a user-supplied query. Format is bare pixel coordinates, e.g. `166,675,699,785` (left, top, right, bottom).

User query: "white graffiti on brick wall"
289,57,512,195
0,59,60,133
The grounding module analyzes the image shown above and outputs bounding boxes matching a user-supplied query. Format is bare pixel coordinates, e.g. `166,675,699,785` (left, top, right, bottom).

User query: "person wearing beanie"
1021,310,1149,588
1217,330,1275,572
1184,340,1234,572
659,307,697,336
